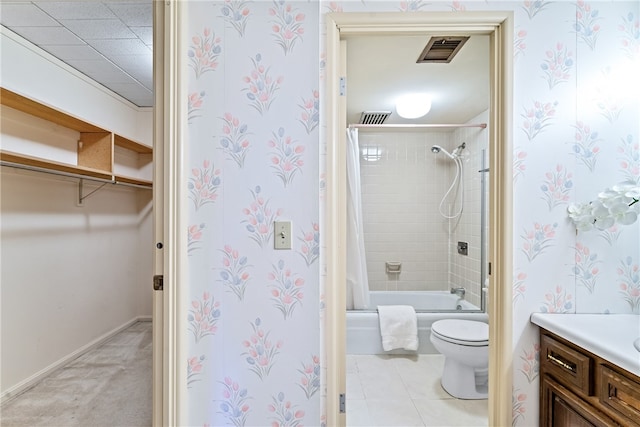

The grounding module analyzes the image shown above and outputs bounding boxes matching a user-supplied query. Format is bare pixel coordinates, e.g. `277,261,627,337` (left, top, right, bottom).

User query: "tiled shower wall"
359,128,486,304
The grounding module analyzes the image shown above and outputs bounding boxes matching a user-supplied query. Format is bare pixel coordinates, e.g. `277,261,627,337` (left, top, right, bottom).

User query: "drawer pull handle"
547,352,577,373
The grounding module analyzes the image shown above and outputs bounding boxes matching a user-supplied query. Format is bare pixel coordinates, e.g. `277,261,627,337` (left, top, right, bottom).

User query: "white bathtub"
346,291,488,354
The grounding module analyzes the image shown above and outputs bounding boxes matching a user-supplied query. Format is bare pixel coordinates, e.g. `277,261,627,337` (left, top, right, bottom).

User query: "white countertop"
530,313,640,377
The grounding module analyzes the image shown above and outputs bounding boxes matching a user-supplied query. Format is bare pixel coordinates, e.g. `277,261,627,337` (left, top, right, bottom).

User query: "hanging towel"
377,305,418,351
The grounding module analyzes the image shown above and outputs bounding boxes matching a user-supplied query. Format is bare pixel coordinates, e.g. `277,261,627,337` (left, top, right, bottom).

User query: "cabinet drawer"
599,365,640,423
541,334,593,395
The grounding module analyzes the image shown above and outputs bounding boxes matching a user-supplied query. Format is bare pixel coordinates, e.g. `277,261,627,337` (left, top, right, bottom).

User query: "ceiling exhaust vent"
359,111,391,125
417,36,470,63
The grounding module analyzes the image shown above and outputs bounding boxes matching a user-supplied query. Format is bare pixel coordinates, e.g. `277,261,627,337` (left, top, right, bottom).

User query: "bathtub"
346,290,488,354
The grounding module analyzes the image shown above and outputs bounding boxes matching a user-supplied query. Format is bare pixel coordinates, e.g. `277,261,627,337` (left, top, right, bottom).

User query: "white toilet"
430,319,489,399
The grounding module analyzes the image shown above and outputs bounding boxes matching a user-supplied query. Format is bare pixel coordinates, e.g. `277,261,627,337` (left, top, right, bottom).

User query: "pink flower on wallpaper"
242,54,283,115
519,343,540,383
540,43,573,89
269,127,305,187
242,318,283,380
573,243,601,293
325,2,343,13
269,0,305,55
521,0,552,19
619,12,640,59
512,389,527,426
521,100,557,140
188,292,221,343
219,245,251,301
513,150,527,182
398,0,429,12
514,28,527,59
242,186,283,248
297,355,320,399
187,355,205,388
618,257,640,313
188,160,221,210
298,222,319,266
617,134,640,184
218,377,251,426
220,113,251,168
298,90,319,134
513,271,527,306
571,121,602,172
520,222,558,262
220,0,251,37
268,392,304,427
599,224,622,246
449,1,466,11
188,223,205,254
188,91,206,123
574,1,602,50
540,286,573,313
593,68,623,123
540,164,573,210
269,259,305,319
188,28,222,78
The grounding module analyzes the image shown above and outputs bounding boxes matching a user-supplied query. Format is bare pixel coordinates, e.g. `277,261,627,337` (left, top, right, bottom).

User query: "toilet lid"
432,319,488,346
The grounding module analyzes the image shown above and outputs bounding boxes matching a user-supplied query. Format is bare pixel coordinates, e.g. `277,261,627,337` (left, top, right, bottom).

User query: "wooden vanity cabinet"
539,329,640,427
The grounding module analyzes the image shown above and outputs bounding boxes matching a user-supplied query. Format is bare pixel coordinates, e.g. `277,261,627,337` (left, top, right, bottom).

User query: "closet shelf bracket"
78,179,110,206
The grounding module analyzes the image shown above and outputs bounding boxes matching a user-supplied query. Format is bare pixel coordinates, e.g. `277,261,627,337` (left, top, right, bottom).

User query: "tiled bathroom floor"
347,354,488,427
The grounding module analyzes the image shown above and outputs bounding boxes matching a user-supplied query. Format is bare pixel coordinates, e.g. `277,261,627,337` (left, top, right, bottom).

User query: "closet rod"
0,161,152,190
348,123,487,129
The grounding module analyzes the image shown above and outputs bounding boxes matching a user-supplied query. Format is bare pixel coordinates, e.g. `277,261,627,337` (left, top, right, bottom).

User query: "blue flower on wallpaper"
269,127,305,187
268,0,305,55
618,134,639,184
187,355,205,388
220,113,251,168
267,392,305,427
619,12,640,60
571,121,602,172
521,0,552,19
540,164,572,210
520,222,558,262
521,100,557,140
398,0,429,12
188,28,221,78
297,355,320,399
298,90,319,134
242,54,283,115
188,91,205,123
218,377,251,426
268,259,305,319
618,257,640,313
219,245,252,302
188,223,205,255
574,1,602,50
298,223,319,266
188,160,221,210
242,318,283,380
540,43,573,89
220,0,251,37
188,292,221,343
242,186,282,248
540,286,573,313
574,243,601,294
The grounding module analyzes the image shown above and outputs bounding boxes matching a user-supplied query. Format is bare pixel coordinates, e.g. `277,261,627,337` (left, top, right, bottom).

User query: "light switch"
274,221,292,250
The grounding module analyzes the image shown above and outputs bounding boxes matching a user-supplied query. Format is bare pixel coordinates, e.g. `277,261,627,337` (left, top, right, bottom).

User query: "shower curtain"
346,128,370,310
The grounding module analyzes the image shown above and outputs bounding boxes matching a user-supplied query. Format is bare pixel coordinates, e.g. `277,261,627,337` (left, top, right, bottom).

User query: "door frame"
324,12,514,426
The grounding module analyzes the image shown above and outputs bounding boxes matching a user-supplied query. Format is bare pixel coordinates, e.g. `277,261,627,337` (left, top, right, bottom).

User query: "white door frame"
324,12,514,426
153,1,187,425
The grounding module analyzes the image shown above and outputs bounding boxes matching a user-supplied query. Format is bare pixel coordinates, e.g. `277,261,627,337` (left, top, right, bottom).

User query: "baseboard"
1,317,149,405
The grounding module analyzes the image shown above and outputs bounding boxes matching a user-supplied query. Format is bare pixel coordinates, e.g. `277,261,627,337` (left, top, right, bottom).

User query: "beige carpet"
1,321,152,427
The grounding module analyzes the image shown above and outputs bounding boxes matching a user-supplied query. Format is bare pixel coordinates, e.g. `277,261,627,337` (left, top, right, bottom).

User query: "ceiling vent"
417,36,470,63
359,111,391,125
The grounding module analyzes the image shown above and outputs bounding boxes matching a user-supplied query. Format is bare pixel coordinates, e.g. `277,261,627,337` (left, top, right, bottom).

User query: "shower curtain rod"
348,123,487,129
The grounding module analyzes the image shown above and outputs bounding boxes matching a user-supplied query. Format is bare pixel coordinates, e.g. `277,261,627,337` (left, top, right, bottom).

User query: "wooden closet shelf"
1,150,113,181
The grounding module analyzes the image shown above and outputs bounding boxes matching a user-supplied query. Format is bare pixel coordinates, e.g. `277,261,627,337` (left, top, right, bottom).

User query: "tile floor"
347,354,488,427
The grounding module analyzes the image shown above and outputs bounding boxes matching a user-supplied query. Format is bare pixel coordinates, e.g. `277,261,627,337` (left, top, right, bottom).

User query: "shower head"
431,145,455,160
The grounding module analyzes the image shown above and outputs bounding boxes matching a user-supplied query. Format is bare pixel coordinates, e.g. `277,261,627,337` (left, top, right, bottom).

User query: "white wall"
0,29,153,398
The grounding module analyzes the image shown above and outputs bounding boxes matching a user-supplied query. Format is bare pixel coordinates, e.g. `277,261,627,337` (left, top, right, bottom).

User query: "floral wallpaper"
182,1,639,426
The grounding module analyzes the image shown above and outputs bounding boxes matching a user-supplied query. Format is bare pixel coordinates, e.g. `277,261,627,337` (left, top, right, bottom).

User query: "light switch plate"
274,221,292,250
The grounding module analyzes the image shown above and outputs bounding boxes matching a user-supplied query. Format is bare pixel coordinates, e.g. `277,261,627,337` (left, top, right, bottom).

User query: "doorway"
324,12,514,426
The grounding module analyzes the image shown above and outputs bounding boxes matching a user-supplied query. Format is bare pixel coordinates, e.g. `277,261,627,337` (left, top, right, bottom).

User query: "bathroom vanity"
531,314,640,427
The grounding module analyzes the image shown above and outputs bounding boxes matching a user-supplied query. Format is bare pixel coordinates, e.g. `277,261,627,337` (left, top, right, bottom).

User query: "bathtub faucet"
450,287,466,298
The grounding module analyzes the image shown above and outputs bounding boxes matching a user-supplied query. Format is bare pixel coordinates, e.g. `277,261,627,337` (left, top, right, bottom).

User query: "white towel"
377,305,418,351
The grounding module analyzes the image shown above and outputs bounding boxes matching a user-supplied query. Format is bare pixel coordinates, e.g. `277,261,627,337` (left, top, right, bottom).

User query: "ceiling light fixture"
395,94,432,119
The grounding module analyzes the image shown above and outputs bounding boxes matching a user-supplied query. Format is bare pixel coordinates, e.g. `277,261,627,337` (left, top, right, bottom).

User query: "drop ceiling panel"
34,2,116,20
41,44,107,61
106,2,152,26
129,26,152,46
7,26,84,45
59,19,136,39
0,3,60,26
88,38,151,56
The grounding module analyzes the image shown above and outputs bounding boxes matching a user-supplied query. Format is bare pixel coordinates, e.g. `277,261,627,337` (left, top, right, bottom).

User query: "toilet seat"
432,319,488,347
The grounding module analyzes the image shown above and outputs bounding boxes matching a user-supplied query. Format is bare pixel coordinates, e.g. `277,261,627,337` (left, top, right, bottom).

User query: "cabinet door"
542,377,614,427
